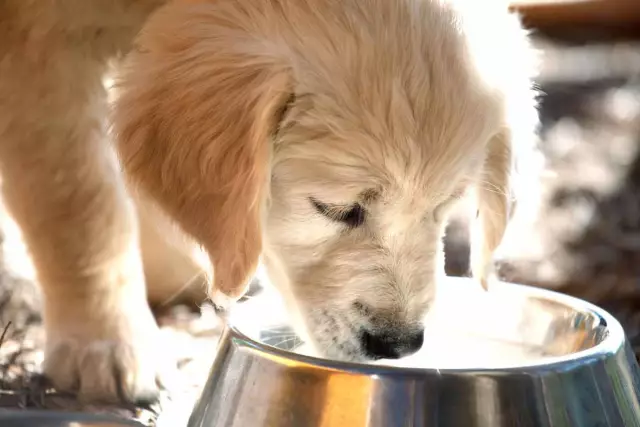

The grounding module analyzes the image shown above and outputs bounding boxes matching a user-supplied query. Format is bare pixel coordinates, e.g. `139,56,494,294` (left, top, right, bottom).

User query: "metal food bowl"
188,277,640,427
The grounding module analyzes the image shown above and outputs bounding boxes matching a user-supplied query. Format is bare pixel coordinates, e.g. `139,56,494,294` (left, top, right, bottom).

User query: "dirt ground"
1,34,640,425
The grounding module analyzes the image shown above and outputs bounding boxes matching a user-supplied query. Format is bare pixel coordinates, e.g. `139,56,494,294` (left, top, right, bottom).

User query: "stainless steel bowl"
188,277,640,427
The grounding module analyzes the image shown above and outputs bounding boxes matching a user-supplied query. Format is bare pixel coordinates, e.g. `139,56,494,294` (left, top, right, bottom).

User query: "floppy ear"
470,129,515,290
111,3,291,304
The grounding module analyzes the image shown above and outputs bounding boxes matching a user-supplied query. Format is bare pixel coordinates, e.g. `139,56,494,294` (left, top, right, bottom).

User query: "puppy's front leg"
0,45,163,403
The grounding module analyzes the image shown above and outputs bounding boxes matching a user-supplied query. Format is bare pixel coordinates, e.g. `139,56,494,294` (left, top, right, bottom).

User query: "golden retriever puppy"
115,0,538,367
0,0,537,404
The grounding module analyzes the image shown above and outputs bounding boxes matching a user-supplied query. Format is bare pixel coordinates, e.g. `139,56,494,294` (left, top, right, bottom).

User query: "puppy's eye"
311,198,366,228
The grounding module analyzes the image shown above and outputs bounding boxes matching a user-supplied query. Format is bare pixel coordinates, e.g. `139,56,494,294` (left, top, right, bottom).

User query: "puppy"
0,0,538,404
115,0,538,369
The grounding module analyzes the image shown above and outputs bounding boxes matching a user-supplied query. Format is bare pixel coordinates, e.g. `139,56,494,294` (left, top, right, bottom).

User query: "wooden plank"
510,0,640,28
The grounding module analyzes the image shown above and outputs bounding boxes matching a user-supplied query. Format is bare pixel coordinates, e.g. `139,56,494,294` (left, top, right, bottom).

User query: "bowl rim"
226,278,626,376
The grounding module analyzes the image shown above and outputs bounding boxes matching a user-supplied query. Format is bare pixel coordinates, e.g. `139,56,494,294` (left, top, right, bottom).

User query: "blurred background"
1,0,640,424
445,0,640,356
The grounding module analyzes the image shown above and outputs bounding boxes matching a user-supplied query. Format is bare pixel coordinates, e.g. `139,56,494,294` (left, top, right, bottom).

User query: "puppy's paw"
43,299,171,404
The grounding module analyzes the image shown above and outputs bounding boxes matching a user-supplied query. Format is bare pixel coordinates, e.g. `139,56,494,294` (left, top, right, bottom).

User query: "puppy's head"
113,0,538,361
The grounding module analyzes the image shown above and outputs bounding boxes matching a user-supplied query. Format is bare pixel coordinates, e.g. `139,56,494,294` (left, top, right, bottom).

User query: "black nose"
360,329,424,360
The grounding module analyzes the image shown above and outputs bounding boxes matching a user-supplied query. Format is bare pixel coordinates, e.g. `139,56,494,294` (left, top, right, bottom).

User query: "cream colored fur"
0,0,538,403
0,0,193,403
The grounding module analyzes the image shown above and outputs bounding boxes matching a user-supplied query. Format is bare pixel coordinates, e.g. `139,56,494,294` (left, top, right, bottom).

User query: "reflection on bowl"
188,277,640,427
